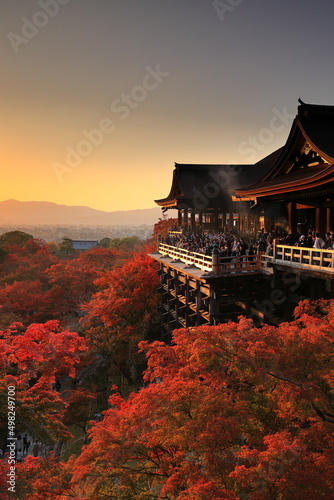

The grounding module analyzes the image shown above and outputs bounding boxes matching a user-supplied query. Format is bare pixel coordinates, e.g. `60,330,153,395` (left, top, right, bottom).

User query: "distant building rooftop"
72,240,99,250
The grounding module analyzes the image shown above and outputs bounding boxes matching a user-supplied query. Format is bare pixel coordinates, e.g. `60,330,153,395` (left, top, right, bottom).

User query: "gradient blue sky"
2,0,334,211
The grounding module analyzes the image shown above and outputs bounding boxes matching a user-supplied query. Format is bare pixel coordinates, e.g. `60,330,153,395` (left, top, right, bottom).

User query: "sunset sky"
2,0,334,212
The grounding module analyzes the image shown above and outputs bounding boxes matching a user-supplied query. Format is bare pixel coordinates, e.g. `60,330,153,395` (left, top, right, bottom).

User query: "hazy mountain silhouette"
0,200,163,226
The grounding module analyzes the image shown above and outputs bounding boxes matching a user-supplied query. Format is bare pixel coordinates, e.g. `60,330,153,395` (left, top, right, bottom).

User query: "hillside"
0,200,163,226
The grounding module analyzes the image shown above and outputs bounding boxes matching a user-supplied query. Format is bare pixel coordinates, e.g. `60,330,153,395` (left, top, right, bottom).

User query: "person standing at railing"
305,231,314,248
265,243,273,256
323,232,333,267
295,235,308,247
313,232,325,265
240,239,248,255
231,239,240,256
212,244,220,274
205,245,212,256
313,233,325,249
285,233,297,246
248,245,255,262
257,238,266,252
293,235,308,262
324,232,333,249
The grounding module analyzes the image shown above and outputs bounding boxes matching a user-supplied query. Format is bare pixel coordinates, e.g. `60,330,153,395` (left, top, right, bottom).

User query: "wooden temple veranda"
150,102,334,338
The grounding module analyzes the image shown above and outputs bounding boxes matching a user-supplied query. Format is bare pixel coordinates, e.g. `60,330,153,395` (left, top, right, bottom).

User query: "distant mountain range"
0,200,164,226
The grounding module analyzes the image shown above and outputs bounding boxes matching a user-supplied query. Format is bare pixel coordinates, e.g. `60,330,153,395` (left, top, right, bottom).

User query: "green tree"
99,237,112,248
0,248,7,263
0,230,33,249
108,236,142,252
59,238,74,254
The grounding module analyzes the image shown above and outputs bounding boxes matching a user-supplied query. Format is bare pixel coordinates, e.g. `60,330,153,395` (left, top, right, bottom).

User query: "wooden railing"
217,254,260,273
158,243,212,272
158,243,260,274
273,243,334,272
157,242,334,276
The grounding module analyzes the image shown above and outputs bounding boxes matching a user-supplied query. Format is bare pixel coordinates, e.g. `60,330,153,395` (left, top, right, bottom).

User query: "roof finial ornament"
298,97,306,105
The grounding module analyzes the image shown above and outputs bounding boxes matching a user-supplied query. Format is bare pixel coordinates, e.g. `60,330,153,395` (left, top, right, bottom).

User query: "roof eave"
154,198,178,208
236,163,334,198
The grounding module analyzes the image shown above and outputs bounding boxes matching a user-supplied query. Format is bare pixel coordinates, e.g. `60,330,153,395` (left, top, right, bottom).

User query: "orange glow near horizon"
2,1,332,212
2,109,281,212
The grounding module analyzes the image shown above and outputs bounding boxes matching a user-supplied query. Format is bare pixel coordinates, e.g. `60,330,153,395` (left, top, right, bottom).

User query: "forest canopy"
0,230,333,499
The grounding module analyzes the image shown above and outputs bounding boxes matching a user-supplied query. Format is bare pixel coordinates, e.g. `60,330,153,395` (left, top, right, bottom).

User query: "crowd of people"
278,231,334,250
165,230,252,258
162,227,334,258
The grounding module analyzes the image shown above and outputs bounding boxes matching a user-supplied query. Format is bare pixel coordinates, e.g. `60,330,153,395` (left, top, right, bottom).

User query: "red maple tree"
69,303,334,499
0,320,87,444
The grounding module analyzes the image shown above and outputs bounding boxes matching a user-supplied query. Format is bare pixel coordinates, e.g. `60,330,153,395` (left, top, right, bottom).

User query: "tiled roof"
155,150,281,208
236,102,334,197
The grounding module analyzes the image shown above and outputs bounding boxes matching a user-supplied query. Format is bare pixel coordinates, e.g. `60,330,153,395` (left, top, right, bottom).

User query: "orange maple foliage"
0,321,87,444
68,305,334,499
80,252,159,385
4,300,334,499
153,218,178,240
0,242,122,328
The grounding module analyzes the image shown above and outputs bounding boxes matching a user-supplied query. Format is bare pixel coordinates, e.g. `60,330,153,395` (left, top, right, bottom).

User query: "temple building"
151,101,334,338
154,155,276,234
156,101,334,237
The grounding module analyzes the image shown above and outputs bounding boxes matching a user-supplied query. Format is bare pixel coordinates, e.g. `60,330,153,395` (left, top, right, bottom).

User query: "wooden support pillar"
252,213,260,236
287,202,297,234
166,287,171,334
315,207,326,236
212,246,220,274
264,214,271,233
174,270,180,294
183,209,189,228
244,213,249,232
209,288,217,325
191,211,196,231
221,213,226,230
326,207,334,233
227,213,232,230
239,214,244,233
249,213,254,235
159,264,164,335
178,209,182,226
185,277,190,303
196,282,203,326
213,209,219,229
198,212,203,229
326,208,331,233
185,276,190,327
174,270,179,326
